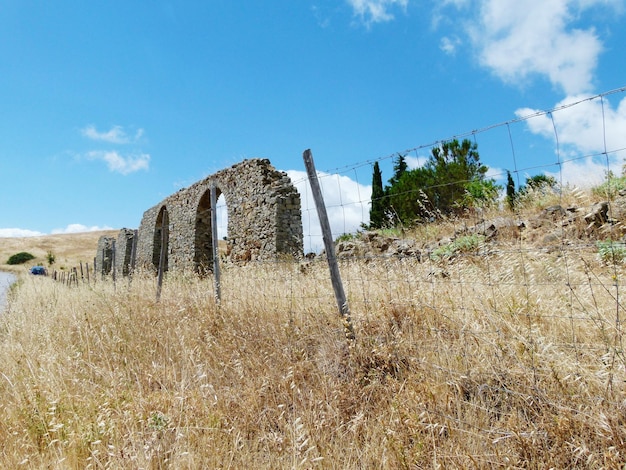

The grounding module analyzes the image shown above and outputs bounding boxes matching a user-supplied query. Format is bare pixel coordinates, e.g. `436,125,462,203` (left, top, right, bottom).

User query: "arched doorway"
194,185,228,273
153,206,169,273
194,189,214,273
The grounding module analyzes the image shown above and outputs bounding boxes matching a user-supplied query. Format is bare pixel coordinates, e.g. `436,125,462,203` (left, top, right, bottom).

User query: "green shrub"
336,232,359,243
592,173,626,199
7,252,36,265
596,240,626,264
431,234,485,261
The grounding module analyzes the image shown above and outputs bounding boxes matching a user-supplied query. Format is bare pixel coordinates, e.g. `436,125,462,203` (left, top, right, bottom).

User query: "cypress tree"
506,170,516,210
369,161,385,229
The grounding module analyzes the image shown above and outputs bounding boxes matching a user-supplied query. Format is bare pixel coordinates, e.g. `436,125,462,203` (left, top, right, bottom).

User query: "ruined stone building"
97,158,303,276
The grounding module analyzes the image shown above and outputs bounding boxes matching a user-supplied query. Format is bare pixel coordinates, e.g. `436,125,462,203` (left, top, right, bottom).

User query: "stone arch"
152,205,169,272
194,186,224,273
134,158,303,273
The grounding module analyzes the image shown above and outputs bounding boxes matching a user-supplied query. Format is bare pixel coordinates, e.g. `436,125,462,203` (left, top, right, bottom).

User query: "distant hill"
0,230,119,273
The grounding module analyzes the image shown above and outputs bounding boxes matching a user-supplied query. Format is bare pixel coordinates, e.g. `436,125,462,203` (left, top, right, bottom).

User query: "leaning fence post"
210,181,221,304
303,149,355,342
111,240,117,290
130,229,138,279
156,210,168,301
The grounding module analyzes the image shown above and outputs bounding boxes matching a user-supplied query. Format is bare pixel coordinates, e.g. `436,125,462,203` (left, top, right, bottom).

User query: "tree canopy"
369,139,500,227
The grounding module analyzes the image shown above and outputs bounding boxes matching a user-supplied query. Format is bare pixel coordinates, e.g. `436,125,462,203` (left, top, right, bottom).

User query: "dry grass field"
0,230,118,274
2,191,626,468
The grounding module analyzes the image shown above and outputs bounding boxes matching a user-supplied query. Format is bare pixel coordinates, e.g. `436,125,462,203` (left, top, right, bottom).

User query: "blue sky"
1,0,625,249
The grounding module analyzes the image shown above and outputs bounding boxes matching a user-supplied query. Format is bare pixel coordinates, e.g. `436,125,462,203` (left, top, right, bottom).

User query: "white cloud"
82,125,144,144
85,150,150,175
51,224,114,234
286,170,372,253
514,93,626,187
406,154,428,169
0,228,45,238
516,94,626,156
347,0,408,26
440,35,462,55
466,0,611,95
544,156,618,188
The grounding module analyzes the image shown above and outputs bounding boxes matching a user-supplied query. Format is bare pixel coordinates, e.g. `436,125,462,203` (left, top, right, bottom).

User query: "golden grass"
2,234,626,468
2,187,626,468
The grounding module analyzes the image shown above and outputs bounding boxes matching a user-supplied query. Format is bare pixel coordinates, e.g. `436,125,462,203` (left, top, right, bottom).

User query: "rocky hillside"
333,194,626,260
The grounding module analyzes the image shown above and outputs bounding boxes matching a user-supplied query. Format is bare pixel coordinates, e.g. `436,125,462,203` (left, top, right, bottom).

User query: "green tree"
385,166,435,224
506,170,516,210
424,139,497,215
526,174,557,191
384,139,499,225
388,154,408,188
369,161,385,229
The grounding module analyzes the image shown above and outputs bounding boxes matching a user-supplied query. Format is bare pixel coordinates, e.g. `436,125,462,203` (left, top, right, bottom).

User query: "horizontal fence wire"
209,86,626,453
51,85,625,464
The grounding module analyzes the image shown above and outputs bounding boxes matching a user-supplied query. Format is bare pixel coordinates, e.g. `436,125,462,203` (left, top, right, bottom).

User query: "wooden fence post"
156,210,169,301
130,229,138,278
111,240,117,290
303,149,355,342
210,181,221,304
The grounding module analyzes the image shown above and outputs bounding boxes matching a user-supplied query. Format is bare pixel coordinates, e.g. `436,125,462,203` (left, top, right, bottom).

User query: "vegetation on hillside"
369,139,500,227
6,251,35,265
2,184,626,467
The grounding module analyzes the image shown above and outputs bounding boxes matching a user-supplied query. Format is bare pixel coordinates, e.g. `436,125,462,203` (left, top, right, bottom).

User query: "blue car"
30,266,47,275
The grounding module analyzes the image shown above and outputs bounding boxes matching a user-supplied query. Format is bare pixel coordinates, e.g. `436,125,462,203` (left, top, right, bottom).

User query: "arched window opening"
194,187,229,273
153,206,169,273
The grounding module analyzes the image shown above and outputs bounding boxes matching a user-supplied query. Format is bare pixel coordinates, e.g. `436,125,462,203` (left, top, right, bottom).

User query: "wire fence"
47,86,626,461
213,85,626,454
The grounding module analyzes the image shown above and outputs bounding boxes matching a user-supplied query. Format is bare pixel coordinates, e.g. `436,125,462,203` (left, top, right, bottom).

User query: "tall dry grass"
2,234,626,468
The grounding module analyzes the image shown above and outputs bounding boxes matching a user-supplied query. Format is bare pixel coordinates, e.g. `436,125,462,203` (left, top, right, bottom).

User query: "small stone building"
101,158,303,275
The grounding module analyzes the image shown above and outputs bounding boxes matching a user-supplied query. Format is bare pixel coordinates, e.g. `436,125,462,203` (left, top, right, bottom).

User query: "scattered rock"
584,201,609,228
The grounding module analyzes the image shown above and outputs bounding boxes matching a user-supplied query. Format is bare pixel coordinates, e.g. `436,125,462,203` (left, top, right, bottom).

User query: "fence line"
40,86,626,454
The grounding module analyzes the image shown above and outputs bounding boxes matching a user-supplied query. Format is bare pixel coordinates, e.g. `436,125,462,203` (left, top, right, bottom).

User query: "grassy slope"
1,195,626,468
0,230,118,274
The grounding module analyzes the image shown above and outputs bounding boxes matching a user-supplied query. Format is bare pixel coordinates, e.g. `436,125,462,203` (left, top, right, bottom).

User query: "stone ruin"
97,158,303,276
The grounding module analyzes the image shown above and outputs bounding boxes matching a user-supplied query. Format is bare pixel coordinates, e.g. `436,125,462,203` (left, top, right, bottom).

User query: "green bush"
592,174,626,199
7,252,36,265
596,240,626,264
431,234,485,261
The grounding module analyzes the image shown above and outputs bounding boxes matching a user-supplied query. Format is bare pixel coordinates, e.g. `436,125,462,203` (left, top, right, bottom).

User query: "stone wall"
95,235,116,275
106,158,303,275
115,229,137,276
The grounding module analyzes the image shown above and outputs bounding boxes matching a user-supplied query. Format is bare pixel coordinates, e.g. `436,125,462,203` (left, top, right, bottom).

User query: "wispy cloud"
51,223,114,234
81,125,144,144
440,35,462,55
85,150,150,175
0,228,45,238
346,0,408,26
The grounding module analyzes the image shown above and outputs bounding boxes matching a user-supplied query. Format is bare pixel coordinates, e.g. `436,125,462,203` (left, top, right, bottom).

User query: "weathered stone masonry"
99,158,303,275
